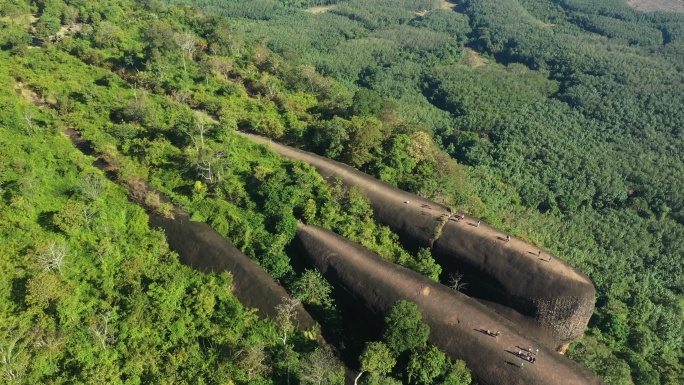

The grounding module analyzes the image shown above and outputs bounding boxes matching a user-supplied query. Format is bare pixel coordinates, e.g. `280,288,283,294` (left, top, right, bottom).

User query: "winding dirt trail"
296,224,603,385
238,132,595,350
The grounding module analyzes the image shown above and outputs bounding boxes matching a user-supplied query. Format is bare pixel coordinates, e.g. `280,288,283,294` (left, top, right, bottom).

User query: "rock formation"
240,132,595,349
295,224,603,385
149,209,316,329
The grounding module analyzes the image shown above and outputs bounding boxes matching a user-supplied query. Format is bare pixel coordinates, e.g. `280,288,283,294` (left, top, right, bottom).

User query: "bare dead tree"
265,77,278,98
1,325,28,382
275,297,301,345
82,204,98,229
186,123,227,185
228,34,244,56
79,172,103,201
195,159,217,185
299,348,344,385
1,338,23,381
33,327,64,353
175,32,197,74
22,109,35,134
36,241,68,274
234,342,271,380
210,57,233,82
448,272,468,292
209,42,220,56
189,122,209,152
90,311,115,350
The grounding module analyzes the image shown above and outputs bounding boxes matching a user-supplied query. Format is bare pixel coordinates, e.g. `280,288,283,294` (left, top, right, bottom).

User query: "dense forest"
0,0,469,383
151,0,683,383
1,0,683,384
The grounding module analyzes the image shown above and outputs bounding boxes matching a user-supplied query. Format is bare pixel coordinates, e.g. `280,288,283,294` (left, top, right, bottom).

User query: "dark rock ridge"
63,127,316,330
295,224,603,385
149,209,316,330
239,132,595,350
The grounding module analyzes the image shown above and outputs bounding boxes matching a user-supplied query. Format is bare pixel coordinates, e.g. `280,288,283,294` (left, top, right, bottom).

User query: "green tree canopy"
382,300,430,355
360,341,396,377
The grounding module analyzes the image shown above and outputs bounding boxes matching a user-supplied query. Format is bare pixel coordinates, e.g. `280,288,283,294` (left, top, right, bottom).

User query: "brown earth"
238,132,595,350
440,0,459,11
461,48,489,67
628,0,684,13
305,5,337,14
295,224,604,385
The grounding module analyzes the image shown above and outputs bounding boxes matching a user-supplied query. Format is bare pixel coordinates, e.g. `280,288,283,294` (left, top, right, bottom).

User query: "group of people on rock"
517,347,538,365
408,202,556,265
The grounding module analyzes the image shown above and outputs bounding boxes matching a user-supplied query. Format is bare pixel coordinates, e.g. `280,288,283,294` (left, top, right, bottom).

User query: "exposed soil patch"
192,109,220,124
14,82,43,107
296,224,603,385
628,0,684,12
440,0,459,10
305,5,337,14
461,48,489,67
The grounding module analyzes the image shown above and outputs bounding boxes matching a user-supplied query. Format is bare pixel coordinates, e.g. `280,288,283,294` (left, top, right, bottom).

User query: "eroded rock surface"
149,210,316,329
295,224,603,385
240,132,595,349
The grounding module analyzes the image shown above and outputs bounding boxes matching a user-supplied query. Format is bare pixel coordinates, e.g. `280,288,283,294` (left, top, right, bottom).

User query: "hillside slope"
242,132,595,350
295,223,602,385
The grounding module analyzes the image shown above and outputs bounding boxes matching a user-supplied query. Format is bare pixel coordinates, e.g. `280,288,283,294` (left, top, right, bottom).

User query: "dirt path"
297,224,603,385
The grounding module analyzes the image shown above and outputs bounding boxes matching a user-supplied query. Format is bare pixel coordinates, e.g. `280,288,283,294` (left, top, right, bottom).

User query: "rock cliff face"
149,209,316,330
295,224,603,385
433,223,595,349
240,132,595,349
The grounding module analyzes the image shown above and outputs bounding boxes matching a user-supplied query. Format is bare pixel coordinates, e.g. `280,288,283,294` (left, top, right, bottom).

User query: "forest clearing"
628,0,684,12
